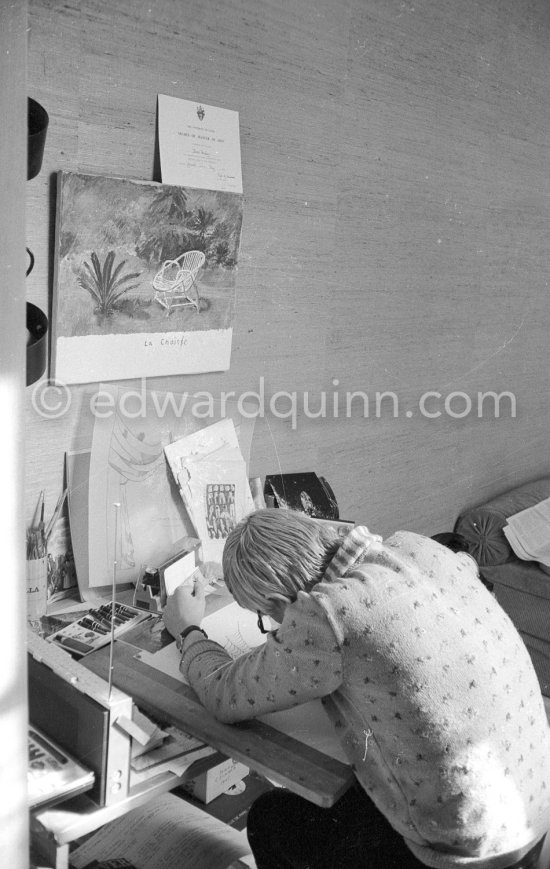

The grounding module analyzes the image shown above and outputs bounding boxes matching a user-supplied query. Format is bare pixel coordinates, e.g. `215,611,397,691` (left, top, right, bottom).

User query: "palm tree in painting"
78,251,141,321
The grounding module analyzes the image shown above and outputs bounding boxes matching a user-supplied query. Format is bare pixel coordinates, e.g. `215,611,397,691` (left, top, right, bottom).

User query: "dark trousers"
246,784,545,869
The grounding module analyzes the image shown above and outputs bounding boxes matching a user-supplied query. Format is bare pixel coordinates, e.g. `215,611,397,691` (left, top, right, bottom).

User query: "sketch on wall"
51,171,243,383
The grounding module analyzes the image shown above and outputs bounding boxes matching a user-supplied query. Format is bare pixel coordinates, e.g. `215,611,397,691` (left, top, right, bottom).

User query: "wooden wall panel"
26,0,550,546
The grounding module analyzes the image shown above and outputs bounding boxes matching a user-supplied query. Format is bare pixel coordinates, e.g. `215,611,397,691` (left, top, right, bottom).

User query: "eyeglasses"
257,611,269,634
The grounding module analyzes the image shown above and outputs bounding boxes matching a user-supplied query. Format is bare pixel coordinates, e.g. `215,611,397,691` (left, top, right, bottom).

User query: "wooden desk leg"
31,828,70,869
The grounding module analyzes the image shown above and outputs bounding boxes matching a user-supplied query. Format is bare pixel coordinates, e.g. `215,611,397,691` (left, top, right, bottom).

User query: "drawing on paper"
201,603,267,660
85,388,257,595
91,406,188,592
107,413,168,569
224,627,259,660
206,484,237,539
164,419,254,563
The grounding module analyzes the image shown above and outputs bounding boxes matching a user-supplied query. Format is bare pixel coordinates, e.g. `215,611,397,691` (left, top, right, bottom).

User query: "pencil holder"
26,556,48,620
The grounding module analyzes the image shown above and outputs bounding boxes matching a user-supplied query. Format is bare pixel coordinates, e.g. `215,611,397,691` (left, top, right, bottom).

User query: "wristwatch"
176,624,208,651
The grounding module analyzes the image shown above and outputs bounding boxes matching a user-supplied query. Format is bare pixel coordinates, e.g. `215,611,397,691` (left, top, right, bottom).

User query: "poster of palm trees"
51,171,243,383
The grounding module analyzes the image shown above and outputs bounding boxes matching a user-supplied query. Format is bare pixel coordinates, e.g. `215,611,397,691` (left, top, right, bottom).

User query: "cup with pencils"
26,491,48,620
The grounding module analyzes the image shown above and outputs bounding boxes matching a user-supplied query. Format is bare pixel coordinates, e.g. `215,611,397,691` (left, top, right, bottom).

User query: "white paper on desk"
158,94,243,194
70,791,251,869
130,745,216,788
131,725,207,770
137,642,187,681
201,602,268,658
137,603,265,682
138,603,347,763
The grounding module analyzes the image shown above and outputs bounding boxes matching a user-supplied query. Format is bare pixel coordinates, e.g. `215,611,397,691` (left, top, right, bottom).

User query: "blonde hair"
222,508,340,615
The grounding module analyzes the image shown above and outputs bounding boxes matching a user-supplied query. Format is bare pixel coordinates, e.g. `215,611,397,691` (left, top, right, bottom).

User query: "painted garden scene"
53,171,243,338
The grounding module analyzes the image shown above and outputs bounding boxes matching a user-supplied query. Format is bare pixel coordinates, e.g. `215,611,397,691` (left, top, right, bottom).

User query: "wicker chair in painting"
152,250,206,315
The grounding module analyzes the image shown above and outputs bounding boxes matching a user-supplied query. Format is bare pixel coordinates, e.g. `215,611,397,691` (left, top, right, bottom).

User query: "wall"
26,0,550,541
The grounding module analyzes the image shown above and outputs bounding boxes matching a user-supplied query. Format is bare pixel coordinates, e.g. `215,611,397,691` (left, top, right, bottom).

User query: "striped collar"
324,525,383,582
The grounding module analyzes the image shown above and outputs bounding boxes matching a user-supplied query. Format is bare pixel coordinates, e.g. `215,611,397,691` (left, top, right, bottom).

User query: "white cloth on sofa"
503,496,550,571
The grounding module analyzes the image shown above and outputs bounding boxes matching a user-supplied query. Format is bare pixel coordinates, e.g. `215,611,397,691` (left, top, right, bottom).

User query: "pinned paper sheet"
164,420,254,562
158,95,243,194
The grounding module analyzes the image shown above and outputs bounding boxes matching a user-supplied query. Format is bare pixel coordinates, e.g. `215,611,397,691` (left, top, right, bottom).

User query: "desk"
82,637,354,808
30,600,353,868
31,757,216,869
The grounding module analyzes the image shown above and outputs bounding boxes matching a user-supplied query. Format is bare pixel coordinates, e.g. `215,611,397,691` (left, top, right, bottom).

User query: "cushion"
454,476,550,567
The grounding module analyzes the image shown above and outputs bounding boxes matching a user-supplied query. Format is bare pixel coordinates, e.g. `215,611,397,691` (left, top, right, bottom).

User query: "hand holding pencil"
163,572,207,639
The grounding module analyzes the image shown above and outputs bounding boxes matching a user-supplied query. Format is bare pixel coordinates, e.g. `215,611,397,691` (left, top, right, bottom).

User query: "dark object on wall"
26,246,35,277
27,302,48,385
26,97,49,382
28,97,49,180
264,473,339,520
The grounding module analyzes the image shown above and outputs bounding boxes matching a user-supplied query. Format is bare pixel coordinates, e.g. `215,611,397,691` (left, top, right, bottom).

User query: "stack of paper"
503,497,550,570
128,708,168,760
130,724,216,788
70,791,253,869
164,420,254,563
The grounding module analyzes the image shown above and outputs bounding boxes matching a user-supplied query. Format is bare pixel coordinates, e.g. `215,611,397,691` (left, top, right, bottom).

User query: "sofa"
454,476,550,698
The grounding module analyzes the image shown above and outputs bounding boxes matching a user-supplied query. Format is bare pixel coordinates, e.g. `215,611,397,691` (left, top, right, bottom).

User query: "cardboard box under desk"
176,771,275,830
181,756,249,803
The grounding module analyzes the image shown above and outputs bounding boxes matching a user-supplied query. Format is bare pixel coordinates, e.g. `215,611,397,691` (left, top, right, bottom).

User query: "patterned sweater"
180,527,550,868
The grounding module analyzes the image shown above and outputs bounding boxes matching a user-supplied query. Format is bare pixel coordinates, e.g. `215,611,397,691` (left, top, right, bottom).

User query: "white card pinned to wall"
158,94,243,193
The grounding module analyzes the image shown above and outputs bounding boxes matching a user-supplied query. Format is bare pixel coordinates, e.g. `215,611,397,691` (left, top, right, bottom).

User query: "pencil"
45,488,68,541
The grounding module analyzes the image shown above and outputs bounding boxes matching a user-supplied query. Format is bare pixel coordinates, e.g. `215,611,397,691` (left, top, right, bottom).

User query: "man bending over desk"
163,509,550,869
